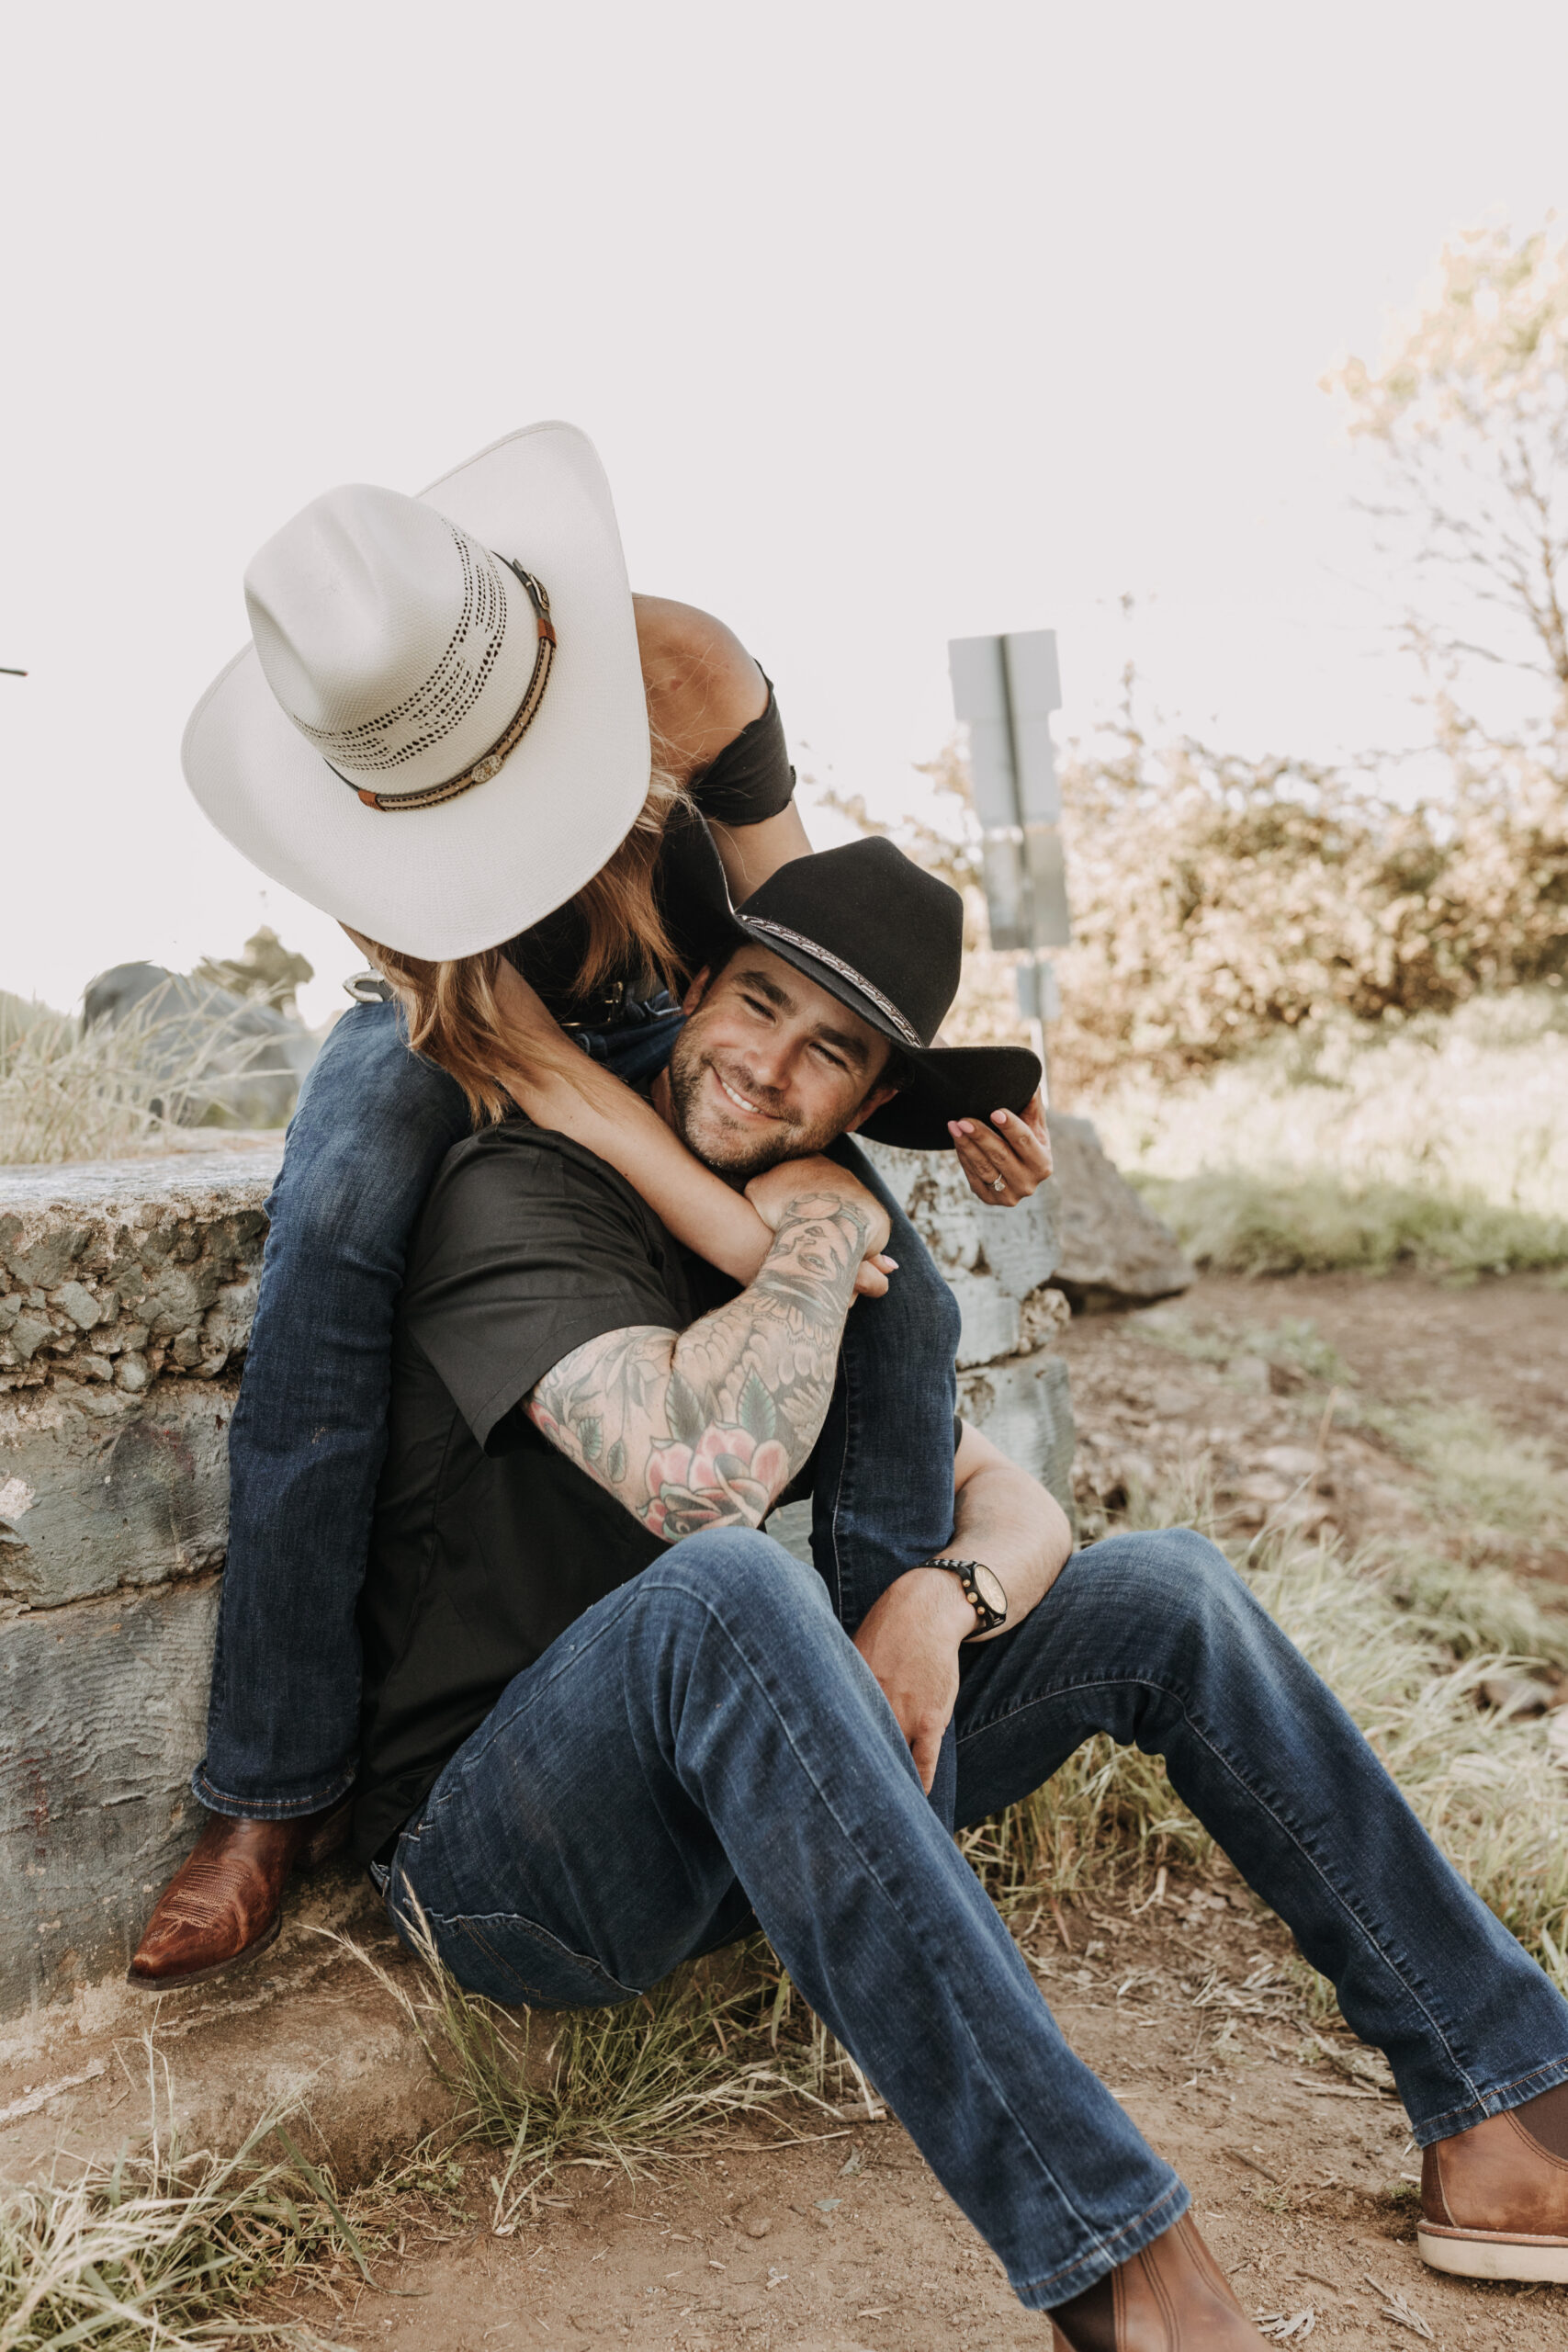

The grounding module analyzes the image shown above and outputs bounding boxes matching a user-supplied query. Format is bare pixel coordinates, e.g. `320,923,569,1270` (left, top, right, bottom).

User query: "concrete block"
0,1381,237,1610
959,1352,1076,1518
863,1139,1060,1297
0,1576,218,2015
949,1273,1022,1369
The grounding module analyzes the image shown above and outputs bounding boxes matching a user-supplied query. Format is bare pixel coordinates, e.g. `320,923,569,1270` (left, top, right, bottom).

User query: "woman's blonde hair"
366,763,692,1124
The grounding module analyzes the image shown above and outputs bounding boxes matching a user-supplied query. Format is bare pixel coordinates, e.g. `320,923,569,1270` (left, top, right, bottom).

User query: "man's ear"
843,1081,899,1137
681,966,713,1017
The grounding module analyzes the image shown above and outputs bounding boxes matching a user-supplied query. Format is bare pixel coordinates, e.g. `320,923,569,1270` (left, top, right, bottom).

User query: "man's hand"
852,1567,976,1792
947,1092,1053,1208
745,1158,897,1299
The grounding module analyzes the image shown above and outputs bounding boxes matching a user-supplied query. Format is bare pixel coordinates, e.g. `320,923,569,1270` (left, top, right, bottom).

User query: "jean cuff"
190,1762,356,1821
1015,2176,1190,2310
1412,2050,1568,2148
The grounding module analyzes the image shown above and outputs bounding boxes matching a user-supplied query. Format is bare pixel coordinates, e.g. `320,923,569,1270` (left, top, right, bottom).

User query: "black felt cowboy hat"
697,833,1041,1150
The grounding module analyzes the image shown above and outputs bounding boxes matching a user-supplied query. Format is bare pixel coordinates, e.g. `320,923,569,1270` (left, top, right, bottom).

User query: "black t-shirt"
503,682,795,1020
352,1122,739,1864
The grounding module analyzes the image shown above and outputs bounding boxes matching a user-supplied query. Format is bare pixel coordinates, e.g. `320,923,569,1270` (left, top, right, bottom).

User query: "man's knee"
1076,1525,1251,1652
657,1524,833,1637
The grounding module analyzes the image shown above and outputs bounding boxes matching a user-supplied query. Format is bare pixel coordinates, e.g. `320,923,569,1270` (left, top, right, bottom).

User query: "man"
357,841,1568,2346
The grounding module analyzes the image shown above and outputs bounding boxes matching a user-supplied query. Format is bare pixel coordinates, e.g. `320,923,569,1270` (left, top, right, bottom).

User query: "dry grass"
1360,1402,1568,1560
0,989,313,1165
964,1469,1568,1996
332,1910,840,2237
1080,992,1568,1278
0,2039,441,2351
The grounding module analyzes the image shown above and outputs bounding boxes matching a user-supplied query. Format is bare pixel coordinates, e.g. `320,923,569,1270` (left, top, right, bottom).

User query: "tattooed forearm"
526,1188,875,1541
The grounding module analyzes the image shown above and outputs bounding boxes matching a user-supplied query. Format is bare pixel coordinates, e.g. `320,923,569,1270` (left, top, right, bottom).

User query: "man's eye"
812,1043,848,1072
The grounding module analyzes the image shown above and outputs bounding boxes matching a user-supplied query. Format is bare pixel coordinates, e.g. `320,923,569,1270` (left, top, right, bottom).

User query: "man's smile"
708,1063,785,1125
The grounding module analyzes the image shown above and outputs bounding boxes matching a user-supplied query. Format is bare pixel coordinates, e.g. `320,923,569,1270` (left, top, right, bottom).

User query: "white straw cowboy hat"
182,423,649,959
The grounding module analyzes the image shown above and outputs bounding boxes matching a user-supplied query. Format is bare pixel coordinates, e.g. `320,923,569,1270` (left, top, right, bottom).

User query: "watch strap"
919,1556,1007,1636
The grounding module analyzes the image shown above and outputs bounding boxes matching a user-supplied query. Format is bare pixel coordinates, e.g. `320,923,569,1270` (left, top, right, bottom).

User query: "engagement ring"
991,1175,1005,1192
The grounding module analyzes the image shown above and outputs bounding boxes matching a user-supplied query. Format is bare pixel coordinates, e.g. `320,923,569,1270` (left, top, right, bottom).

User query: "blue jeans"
197,997,963,1817
382,1522,1568,2311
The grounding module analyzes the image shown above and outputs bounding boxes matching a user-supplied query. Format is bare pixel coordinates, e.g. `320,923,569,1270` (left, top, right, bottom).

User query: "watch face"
972,1562,1007,1619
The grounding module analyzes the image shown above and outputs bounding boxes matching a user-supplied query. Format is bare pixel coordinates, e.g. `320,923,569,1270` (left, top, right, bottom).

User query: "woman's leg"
806,1137,963,1628
197,1001,471,1817
794,1137,964,1823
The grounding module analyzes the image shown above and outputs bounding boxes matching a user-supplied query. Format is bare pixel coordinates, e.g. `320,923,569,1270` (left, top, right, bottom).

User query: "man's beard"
664,1036,840,1182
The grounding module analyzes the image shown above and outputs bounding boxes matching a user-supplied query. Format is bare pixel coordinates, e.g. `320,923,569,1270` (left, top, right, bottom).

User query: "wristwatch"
919,1556,1008,1639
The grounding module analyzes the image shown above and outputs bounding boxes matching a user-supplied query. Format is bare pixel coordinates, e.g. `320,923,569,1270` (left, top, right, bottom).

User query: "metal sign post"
948,628,1069,1092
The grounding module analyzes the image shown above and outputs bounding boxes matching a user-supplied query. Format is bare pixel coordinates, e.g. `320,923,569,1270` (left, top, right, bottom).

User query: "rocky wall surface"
1,1152,278,2017
863,1140,1076,1504
0,1137,1077,2021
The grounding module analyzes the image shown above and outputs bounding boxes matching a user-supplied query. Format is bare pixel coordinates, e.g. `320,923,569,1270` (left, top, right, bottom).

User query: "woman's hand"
947,1093,1053,1207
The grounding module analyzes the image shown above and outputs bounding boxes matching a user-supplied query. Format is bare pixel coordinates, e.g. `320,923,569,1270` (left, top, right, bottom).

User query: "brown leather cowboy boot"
127,1801,351,1992
1049,2212,1269,2348
1418,2080,1568,2282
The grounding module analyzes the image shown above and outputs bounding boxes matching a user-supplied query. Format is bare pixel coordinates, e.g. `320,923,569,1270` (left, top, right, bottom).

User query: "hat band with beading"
744,917,924,1049
328,560,558,814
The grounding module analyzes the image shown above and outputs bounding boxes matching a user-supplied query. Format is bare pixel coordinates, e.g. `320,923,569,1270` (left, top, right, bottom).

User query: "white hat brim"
182,423,650,960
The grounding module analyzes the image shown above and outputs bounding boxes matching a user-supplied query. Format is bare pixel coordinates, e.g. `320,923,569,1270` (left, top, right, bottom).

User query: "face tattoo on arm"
527,1186,874,1541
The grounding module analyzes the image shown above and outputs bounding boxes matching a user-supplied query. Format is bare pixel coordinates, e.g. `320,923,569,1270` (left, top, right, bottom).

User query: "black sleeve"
689,677,796,827
400,1129,682,1453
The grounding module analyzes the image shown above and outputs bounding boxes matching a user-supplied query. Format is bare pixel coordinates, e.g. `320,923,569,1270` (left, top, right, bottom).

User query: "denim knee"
1077,1526,1251,1663
656,1524,836,1637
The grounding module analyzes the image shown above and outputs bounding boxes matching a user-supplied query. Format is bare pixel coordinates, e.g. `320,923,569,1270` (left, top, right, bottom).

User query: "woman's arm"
633,595,768,778
707,801,812,899
632,594,811,899
491,961,891,1296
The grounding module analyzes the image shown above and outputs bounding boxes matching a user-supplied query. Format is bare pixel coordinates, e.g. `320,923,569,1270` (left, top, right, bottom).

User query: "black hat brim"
728,919,1042,1153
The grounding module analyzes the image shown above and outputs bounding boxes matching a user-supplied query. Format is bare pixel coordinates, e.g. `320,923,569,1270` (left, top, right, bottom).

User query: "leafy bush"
1047,722,1568,1095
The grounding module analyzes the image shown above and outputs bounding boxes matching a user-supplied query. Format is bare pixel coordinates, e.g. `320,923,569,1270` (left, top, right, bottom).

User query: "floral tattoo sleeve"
526,1188,874,1541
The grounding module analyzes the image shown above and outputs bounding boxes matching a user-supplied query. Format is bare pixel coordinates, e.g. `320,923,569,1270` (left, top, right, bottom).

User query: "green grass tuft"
1137,1167,1568,1279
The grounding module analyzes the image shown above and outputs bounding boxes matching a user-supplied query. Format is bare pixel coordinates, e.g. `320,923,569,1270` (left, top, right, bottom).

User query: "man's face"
661,946,898,1180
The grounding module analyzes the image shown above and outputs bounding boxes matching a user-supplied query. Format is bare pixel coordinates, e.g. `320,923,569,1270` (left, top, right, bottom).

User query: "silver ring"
991,1175,1005,1192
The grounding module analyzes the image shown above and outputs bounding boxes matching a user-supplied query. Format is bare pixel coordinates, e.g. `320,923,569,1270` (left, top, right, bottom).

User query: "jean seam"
420,1905,640,2005
191,1767,354,1819
956,1671,1486,2112
489,1562,1162,2249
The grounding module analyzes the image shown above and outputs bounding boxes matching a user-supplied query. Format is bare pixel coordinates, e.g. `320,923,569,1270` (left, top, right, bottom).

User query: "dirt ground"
1061,1270,1568,1592
273,1273,1568,2350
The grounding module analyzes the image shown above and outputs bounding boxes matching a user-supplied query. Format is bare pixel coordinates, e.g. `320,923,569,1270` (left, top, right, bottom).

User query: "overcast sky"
4,1,1565,1024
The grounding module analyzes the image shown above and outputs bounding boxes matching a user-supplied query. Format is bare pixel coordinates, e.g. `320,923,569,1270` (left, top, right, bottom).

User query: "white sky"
4,0,1565,1026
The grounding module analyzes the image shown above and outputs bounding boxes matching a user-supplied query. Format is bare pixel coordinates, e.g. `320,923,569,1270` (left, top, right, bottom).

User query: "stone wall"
0,1140,1073,2020
1,1151,278,2017
863,1140,1075,1509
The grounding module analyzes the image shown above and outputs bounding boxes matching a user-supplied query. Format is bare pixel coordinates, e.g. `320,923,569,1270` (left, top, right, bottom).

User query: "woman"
131,424,1049,1989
